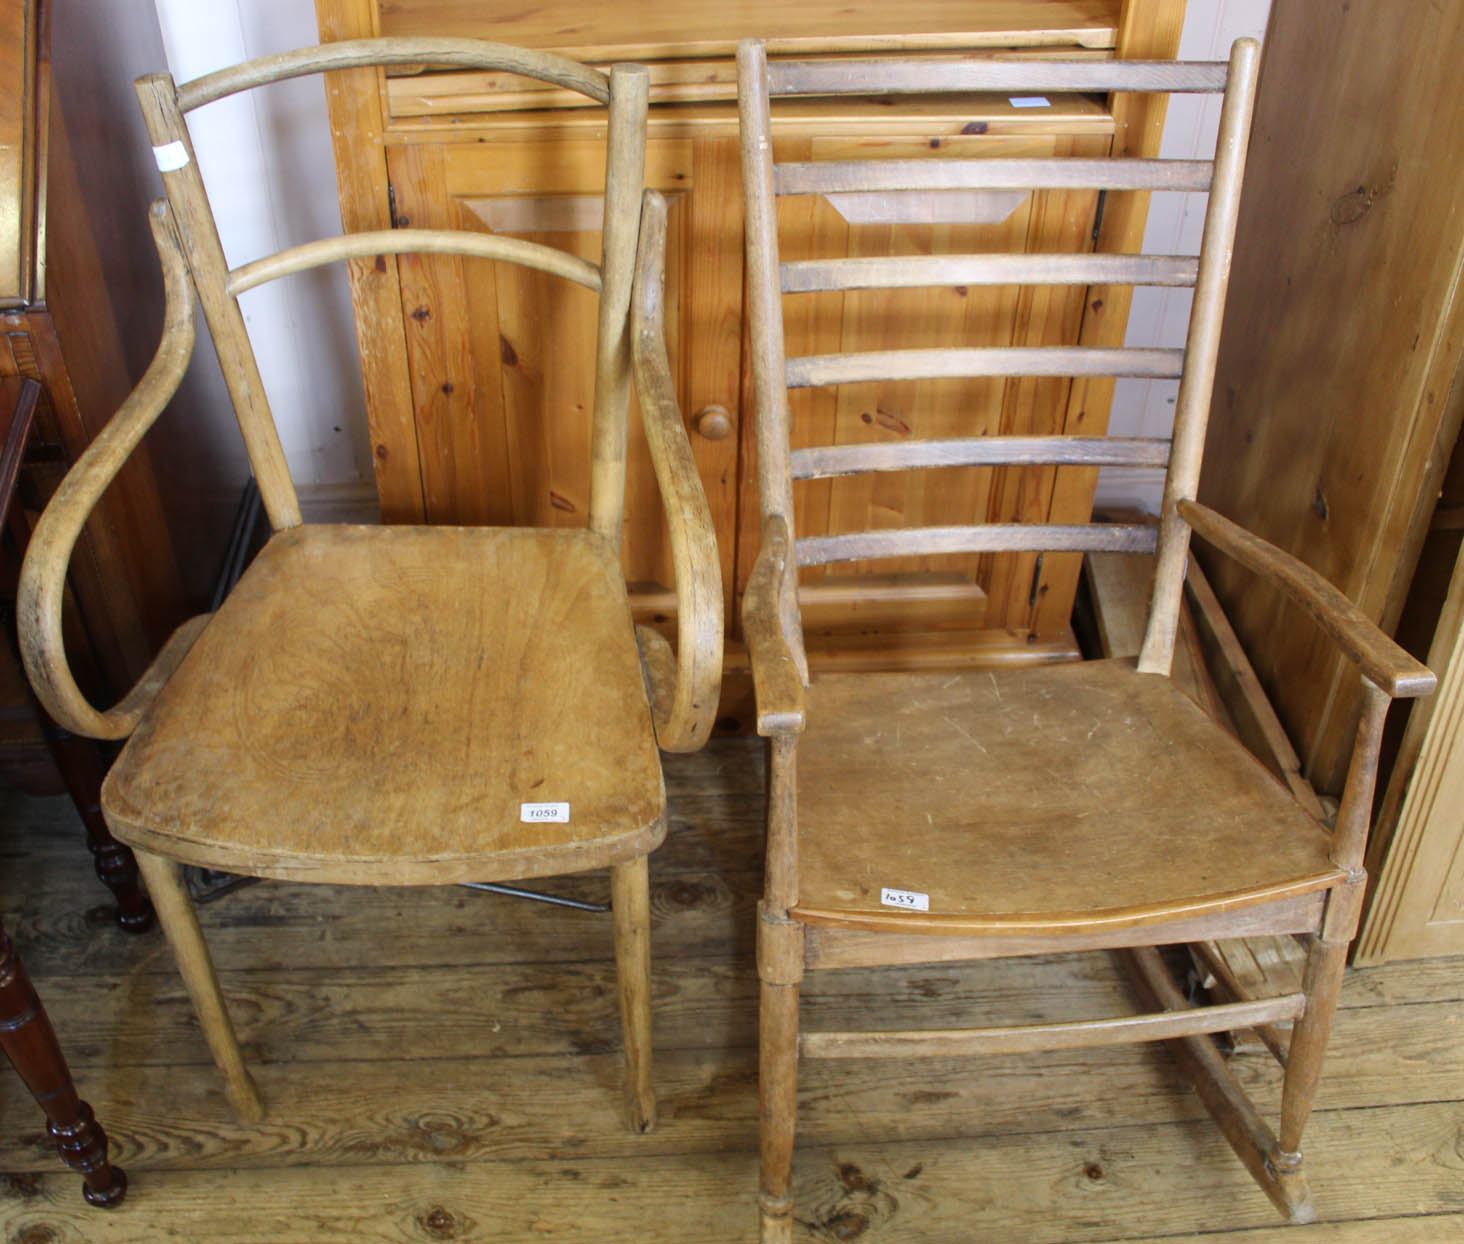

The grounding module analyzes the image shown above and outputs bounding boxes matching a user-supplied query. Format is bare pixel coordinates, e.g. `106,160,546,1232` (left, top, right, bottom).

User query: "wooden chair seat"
100,524,665,886
793,660,1344,935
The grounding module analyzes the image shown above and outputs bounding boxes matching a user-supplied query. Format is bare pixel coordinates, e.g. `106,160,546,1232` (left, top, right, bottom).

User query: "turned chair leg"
611,855,655,1133
41,724,154,933
134,851,264,1121
1276,936,1349,1175
0,919,126,1206
759,977,800,1244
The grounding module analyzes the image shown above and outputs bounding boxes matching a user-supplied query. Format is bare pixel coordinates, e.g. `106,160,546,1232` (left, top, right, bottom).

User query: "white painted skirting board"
296,483,382,526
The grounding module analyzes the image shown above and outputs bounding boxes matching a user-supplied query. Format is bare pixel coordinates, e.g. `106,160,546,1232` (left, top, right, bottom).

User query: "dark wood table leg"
34,719,154,932
0,918,126,1206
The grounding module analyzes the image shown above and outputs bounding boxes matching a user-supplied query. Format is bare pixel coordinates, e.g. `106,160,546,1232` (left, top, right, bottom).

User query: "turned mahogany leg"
610,855,655,1133
0,919,126,1206
37,719,153,933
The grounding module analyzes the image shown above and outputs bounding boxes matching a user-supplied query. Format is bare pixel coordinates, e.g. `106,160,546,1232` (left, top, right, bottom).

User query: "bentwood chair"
738,37,1434,1239
16,40,721,1132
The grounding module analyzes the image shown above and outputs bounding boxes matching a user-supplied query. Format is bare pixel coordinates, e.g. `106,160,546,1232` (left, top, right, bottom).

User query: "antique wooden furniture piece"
314,0,1187,668
0,382,127,1208
738,37,1437,1239
0,378,154,933
16,39,720,1130
1,0,190,929
0,916,126,1206
1192,0,1464,964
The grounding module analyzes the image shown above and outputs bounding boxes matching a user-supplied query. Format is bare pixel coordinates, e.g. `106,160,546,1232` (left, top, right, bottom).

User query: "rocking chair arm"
743,514,806,737
1178,500,1435,699
630,189,723,752
17,201,203,740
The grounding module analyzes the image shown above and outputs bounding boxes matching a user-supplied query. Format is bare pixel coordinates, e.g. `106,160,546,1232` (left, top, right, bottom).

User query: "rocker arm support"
630,189,723,752
743,514,806,737
1178,500,1435,701
17,203,209,741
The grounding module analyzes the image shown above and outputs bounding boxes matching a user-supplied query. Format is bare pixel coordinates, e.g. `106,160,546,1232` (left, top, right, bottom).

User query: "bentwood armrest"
743,514,806,737
17,202,208,740
1178,499,1435,699
630,189,724,752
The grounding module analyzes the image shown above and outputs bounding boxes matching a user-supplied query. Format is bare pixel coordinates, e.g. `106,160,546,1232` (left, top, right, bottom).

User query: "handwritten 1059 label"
880,887,930,912
520,802,571,823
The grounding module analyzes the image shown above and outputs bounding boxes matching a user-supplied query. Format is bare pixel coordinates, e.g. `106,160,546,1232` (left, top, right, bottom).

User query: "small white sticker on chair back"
520,801,571,823
880,887,929,912
152,141,191,172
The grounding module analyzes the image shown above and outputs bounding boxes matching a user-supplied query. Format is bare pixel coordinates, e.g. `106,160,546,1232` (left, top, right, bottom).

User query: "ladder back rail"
767,58,1230,98
791,436,1171,479
786,346,1184,389
796,524,1159,567
781,253,1199,294
774,158,1212,196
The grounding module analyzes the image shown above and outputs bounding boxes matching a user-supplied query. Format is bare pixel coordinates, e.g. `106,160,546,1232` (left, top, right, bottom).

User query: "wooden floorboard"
3,739,1464,1241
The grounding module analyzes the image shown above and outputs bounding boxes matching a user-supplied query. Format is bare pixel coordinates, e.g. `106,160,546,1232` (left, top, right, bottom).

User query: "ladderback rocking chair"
17,39,722,1131
738,37,1435,1238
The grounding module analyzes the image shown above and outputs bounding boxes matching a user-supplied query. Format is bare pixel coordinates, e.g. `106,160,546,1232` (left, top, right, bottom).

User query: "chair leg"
134,851,264,1122
1276,937,1349,1173
610,855,655,1133
759,976,800,1244
42,725,154,933
0,919,127,1207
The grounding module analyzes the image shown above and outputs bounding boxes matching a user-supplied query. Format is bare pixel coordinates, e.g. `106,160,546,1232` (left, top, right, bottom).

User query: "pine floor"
2,738,1463,1243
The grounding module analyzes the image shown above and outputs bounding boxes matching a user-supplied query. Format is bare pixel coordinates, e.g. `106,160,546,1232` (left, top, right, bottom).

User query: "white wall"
152,0,1270,512
152,0,371,494
1096,0,1273,512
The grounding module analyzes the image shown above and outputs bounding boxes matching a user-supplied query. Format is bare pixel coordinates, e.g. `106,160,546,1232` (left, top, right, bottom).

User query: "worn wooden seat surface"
101,524,664,885
794,659,1343,933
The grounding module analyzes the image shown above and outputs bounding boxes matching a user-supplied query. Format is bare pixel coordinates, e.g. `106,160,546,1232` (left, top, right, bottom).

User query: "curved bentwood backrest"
135,38,649,543
738,38,1261,678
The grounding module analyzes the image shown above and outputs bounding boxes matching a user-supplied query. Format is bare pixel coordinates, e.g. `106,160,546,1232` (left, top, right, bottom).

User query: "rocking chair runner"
738,36,1435,1239
16,39,722,1131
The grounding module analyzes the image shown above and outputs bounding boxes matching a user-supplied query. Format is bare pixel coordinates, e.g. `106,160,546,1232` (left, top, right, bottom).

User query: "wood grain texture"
630,191,723,751
369,0,1122,60
781,252,1198,293
785,346,1183,389
790,659,1344,935
775,157,1211,196
743,516,807,736
176,37,610,111
1179,501,1435,699
768,56,1227,96
795,522,1157,566
1199,0,1464,795
225,230,602,297
101,525,665,885
792,435,1170,478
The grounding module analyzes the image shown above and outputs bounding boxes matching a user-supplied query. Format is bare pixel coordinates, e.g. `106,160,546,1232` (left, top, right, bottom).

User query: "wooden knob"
694,405,733,440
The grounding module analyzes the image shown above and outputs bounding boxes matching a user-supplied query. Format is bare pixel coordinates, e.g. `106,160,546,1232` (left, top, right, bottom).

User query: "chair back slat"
786,347,1184,389
177,38,610,111
226,231,604,297
136,39,646,539
738,36,1260,673
767,58,1230,98
798,524,1159,567
792,437,1172,480
775,158,1213,197
782,253,1199,294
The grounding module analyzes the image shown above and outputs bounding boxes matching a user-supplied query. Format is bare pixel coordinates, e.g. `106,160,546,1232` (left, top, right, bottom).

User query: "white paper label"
1009,96,1051,109
880,886,930,912
152,141,191,172
520,801,570,823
